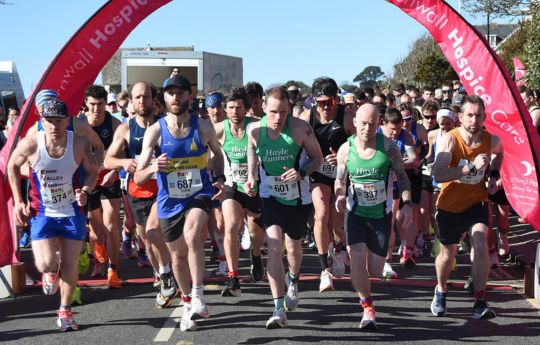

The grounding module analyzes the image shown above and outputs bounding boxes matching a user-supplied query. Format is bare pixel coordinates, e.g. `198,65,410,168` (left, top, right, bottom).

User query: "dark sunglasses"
423,115,436,120
442,90,451,94
316,98,336,108
403,117,413,122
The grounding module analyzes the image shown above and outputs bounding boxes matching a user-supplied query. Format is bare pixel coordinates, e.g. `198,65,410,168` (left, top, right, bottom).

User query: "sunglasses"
403,117,413,122
442,90,451,94
423,115,436,120
316,98,336,108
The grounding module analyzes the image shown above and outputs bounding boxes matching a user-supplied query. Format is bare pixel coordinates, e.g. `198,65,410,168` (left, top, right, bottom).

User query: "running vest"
90,112,117,184
437,128,491,213
309,105,348,179
29,131,83,217
346,134,392,219
257,115,311,206
156,114,214,218
222,117,256,194
127,117,158,199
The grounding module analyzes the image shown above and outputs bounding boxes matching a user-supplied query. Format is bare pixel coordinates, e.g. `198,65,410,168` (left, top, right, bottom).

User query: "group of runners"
9,73,525,332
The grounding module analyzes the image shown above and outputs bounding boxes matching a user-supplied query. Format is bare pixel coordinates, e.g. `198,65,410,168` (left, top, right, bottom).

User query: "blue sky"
2,0,483,96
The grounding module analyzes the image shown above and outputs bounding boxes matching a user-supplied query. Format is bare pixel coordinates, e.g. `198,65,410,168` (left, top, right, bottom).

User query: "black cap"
42,99,68,118
163,75,192,93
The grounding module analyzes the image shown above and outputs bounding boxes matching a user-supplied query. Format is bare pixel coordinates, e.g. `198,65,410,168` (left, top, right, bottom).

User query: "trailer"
0,61,25,115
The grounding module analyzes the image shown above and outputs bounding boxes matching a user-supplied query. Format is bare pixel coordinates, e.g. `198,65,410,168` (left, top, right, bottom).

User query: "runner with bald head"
334,104,412,329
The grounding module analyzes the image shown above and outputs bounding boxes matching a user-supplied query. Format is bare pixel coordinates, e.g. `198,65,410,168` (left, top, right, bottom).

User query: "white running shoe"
284,273,299,311
266,308,288,329
190,296,209,320
240,225,251,251
382,262,398,279
213,260,228,277
329,250,346,278
180,303,197,331
319,270,334,292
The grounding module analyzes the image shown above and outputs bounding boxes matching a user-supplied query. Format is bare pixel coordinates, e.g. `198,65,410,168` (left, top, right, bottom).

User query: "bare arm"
200,118,224,179
245,123,260,196
297,120,323,175
386,138,411,202
7,137,36,226
531,108,540,128
134,123,162,185
77,118,105,167
76,135,98,192
432,132,472,183
104,123,135,173
334,142,350,197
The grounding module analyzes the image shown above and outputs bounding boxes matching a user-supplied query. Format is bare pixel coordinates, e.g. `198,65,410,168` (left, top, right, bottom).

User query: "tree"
525,5,540,88
413,53,458,89
353,66,385,88
340,83,358,94
498,20,529,76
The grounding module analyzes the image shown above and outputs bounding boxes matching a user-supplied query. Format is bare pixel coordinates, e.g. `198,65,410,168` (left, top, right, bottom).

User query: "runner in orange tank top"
431,95,503,320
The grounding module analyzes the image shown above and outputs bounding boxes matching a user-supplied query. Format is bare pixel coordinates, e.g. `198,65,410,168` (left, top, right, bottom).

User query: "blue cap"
42,99,68,118
163,75,192,92
35,89,58,107
205,92,223,108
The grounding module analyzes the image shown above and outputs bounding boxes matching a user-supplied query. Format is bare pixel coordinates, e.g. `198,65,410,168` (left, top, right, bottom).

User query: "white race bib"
231,162,248,183
457,159,485,185
265,176,300,200
167,169,203,198
317,162,337,178
42,184,76,210
354,181,387,206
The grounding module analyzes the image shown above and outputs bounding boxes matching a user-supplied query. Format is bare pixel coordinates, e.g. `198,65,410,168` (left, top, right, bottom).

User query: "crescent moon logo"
521,161,535,177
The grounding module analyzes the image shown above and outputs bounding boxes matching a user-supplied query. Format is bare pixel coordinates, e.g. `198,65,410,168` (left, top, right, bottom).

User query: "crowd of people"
6,72,540,332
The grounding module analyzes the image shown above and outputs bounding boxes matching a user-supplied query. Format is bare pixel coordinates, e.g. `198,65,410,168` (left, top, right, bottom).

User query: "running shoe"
93,242,108,264
19,230,30,248
57,310,79,332
459,237,471,254
155,291,175,308
400,246,416,268
107,268,121,289
340,249,351,267
329,246,345,278
90,262,106,277
430,286,447,317
422,237,433,258
266,308,288,329
153,273,161,289
381,262,398,279
473,299,496,320
213,260,228,277
240,226,251,251
190,296,210,320
359,307,377,330
221,277,241,297
284,273,299,311
464,276,474,294
250,250,265,282
319,269,334,292
42,272,60,295
121,234,134,259
137,250,151,268
179,303,197,331
160,271,178,299
497,232,510,256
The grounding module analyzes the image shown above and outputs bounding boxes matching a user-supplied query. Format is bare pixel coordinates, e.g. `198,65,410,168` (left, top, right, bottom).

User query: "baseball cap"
35,89,59,107
41,99,68,118
344,94,356,104
163,75,191,92
304,96,315,109
205,92,223,108
107,93,117,104
436,108,455,122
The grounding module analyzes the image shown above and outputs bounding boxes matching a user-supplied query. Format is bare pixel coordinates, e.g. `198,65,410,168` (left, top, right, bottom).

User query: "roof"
475,23,519,38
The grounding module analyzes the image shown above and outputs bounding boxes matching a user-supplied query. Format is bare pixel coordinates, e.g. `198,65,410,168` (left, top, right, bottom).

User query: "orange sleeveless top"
436,128,491,213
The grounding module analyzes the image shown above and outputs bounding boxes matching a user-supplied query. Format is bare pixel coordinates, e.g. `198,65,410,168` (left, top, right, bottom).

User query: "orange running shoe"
94,242,108,264
107,268,121,289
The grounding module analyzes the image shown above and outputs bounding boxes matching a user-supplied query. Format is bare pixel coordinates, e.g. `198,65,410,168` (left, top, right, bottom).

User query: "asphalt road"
1,243,539,345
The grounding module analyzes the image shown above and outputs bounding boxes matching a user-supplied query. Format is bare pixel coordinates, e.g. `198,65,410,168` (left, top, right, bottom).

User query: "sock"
109,263,118,271
319,254,329,270
192,285,204,298
288,271,299,283
59,304,71,311
360,296,373,309
158,264,171,275
181,294,191,303
228,270,239,279
473,290,487,300
274,297,285,310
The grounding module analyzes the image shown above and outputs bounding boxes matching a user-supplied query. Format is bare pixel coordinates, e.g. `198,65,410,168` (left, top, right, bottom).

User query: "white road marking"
153,306,183,342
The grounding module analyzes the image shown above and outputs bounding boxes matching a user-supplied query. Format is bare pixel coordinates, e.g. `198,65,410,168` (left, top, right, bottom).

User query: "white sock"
192,285,204,298
158,264,171,275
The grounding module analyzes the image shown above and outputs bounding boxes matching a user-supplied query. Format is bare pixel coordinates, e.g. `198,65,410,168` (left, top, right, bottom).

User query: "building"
475,23,519,51
0,61,25,114
101,46,243,94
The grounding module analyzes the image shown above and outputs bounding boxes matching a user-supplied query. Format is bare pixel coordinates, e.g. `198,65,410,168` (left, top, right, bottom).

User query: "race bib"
167,169,203,198
457,159,485,185
317,162,337,178
42,184,76,210
354,181,387,206
422,163,434,177
231,162,248,183
265,176,299,200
